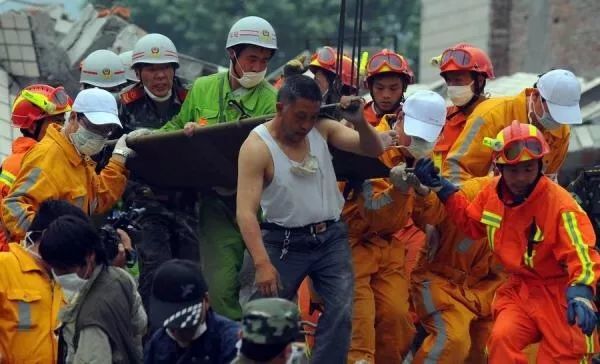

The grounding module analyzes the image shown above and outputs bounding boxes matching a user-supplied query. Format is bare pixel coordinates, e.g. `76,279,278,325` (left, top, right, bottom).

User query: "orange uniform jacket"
444,89,570,184
445,176,600,288
1,124,128,241
0,243,64,363
0,137,36,250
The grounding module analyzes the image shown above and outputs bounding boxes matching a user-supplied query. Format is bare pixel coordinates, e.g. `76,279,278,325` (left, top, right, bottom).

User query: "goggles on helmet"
440,48,476,70
367,52,408,74
484,137,545,164
311,47,336,67
20,86,70,114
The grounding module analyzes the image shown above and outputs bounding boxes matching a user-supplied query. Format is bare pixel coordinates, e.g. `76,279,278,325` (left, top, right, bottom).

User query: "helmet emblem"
151,47,160,56
259,30,270,42
101,68,112,79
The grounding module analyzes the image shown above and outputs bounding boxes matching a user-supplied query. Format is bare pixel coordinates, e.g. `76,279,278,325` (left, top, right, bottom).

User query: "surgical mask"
21,231,41,260
405,136,435,159
230,60,267,89
53,270,88,302
67,119,107,156
144,86,172,102
290,154,319,176
528,96,561,130
447,81,474,106
166,321,208,348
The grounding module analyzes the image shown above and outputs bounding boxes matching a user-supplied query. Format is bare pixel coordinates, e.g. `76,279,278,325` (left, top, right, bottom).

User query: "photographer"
40,215,147,364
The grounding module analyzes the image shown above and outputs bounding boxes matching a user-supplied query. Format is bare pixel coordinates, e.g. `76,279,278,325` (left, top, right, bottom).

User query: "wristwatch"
112,148,130,158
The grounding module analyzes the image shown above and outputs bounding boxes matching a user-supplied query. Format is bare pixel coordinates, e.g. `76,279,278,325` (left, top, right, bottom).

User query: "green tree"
89,0,420,73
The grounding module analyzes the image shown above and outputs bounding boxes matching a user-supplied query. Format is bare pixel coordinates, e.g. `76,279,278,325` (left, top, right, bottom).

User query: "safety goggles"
498,138,545,163
20,86,70,114
311,47,336,67
367,52,408,74
440,48,475,69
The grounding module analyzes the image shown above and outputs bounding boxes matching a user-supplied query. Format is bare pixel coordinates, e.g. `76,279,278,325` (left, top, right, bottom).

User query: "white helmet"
226,16,277,51
118,51,139,82
132,33,179,68
80,49,127,88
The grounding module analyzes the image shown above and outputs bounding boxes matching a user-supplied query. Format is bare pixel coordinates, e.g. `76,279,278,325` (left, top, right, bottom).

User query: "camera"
99,207,145,265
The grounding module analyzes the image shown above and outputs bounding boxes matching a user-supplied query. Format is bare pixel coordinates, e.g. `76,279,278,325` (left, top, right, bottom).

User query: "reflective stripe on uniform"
481,210,502,228
17,301,31,330
361,180,392,211
3,167,42,233
486,226,497,251
0,169,16,188
585,333,594,354
446,116,486,184
523,250,536,268
457,238,474,253
422,281,446,364
562,211,594,286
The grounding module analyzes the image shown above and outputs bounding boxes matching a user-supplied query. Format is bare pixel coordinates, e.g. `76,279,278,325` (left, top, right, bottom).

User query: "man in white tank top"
236,75,386,363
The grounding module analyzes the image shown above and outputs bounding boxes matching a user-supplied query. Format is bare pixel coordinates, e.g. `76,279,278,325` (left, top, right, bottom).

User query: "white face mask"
405,136,435,159
144,86,172,102
290,154,319,176
21,231,41,259
231,59,267,89
447,81,474,106
53,270,88,302
528,95,561,130
68,120,107,156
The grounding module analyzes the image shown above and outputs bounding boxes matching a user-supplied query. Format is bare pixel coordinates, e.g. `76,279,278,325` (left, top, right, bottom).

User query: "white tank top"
253,123,344,227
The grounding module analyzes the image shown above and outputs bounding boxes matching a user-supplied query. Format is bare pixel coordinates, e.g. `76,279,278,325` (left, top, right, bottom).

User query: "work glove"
127,128,154,139
283,55,307,77
339,96,366,127
414,158,458,202
567,284,598,336
113,133,135,159
390,163,410,193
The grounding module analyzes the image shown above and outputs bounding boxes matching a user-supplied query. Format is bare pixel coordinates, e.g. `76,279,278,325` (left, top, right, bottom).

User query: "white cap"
72,88,122,127
119,51,139,82
403,90,446,142
537,69,582,124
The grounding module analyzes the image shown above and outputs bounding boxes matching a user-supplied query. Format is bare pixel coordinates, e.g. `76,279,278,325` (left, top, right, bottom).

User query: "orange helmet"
484,121,550,165
309,47,358,90
11,84,73,129
439,43,495,79
365,49,414,86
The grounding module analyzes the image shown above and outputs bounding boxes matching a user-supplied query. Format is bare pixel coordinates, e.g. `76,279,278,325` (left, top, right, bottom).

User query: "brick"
3,30,18,44
9,61,24,76
13,13,29,30
0,14,15,29
6,45,19,60
17,30,32,45
23,62,39,78
20,46,36,61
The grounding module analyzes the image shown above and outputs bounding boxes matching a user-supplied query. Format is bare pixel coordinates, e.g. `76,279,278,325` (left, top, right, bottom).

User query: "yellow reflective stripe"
585,332,594,354
481,210,502,228
527,124,538,137
0,169,16,187
523,250,535,268
432,152,443,171
562,211,595,286
487,226,496,251
534,225,544,241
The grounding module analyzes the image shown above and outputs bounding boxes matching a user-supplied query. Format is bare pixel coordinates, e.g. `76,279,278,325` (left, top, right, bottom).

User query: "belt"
261,219,337,235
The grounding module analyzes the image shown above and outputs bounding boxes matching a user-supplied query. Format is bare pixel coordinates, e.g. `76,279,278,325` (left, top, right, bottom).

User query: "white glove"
390,163,410,192
127,128,154,139
113,134,135,159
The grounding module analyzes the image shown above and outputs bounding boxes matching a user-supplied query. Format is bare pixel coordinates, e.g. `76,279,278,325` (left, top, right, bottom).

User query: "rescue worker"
0,84,72,249
361,49,425,280
40,214,146,363
1,88,131,241
145,260,240,364
119,33,188,132
414,121,600,363
344,90,446,363
117,33,200,318
308,46,358,100
444,66,582,183
0,199,87,363
236,75,384,363
118,50,139,90
410,43,504,363
161,16,278,321
80,49,127,95
232,298,301,364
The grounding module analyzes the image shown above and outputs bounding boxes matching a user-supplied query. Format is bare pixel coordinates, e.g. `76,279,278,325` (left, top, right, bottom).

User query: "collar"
10,243,45,273
12,136,37,154
46,124,85,167
223,72,261,112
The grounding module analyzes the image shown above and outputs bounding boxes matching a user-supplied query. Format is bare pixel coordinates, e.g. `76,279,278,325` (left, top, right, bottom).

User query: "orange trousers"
488,276,599,364
411,273,501,364
348,236,415,363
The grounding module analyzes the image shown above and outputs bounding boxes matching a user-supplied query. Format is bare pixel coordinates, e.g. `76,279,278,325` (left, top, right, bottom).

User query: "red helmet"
309,47,358,90
11,84,73,129
365,49,414,86
484,121,550,165
439,43,495,79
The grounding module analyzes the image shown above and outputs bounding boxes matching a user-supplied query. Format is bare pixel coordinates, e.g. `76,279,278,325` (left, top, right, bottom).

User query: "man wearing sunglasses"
408,43,503,364
0,84,73,250
444,68,580,184
1,88,132,242
413,121,600,363
159,16,279,322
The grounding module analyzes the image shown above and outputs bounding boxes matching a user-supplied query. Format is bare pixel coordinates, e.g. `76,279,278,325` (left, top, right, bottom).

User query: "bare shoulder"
240,130,271,168
315,117,341,140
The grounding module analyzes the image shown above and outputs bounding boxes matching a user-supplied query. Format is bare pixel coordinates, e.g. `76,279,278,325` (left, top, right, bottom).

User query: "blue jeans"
254,221,354,364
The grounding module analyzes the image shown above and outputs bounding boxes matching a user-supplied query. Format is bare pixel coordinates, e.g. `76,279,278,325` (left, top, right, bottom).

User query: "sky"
0,0,85,20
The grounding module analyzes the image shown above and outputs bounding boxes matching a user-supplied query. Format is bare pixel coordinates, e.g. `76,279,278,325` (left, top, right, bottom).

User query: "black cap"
150,259,208,329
